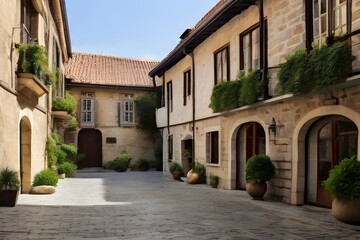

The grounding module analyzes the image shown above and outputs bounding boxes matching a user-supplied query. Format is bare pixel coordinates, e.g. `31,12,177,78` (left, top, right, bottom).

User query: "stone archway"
292,105,360,205
20,117,32,193
228,117,268,190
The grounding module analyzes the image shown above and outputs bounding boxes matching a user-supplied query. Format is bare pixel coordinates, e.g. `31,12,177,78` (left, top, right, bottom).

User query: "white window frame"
80,93,95,127
119,94,135,126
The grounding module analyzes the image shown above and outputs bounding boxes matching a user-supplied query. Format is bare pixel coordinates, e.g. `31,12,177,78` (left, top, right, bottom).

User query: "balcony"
155,107,167,128
17,73,48,105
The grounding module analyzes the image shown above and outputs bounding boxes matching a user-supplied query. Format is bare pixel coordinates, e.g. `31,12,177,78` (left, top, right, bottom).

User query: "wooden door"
78,129,102,167
317,119,358,207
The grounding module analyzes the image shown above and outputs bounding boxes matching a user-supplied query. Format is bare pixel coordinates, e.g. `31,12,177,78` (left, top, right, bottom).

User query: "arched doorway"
78,129,102,167
236,122,265,189
306,116,358,207
20,117,31,193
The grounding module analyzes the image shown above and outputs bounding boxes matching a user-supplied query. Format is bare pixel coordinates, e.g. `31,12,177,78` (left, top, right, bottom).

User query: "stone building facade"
65,53,159,167
0,0,71,193
150,0,360,207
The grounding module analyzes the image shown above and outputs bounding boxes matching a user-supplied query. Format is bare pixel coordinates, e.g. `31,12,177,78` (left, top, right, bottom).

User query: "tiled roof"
66,52,159,87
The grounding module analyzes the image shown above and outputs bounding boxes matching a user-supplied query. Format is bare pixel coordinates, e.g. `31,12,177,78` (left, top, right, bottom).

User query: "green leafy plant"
323,156,360,199
104,151,132,172
67,116,78,131
17,43,49,83
169,161,184,175
246,155,275,183
52,91,77,116
239,70,263,105
46,135,58,168
0,168,20,190
57,162,77,177
210,174,220,188
209,80,241,112
135,95,157,133
33,169,58,187
61,143,77,158
279,42,352,95
130,159,150,171
209,70,263,112
75,153,86,170
192,162,206,184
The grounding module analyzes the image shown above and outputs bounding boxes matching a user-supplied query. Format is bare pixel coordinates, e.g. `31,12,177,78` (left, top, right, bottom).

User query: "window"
311,0,348,45
214,46,229,84
119,94,135,126
240,25,260,72
206,131,219,164
81,93,95,127
120,102,135,126
167,81,173,112
21,0,39,43
183,70,191,105
168,135,173,160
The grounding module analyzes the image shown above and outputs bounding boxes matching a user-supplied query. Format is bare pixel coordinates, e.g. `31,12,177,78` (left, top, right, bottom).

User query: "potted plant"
169,161,184,180
0,168,20,207
187,162,206,184
245,155,275,199
323,156,360,225
210,174,220,188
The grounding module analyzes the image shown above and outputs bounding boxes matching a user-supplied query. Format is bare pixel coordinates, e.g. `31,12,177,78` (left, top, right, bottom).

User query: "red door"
78,129,102,167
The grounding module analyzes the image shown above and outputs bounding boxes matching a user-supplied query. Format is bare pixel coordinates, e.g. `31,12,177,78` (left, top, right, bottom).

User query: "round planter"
332,198,360,225
246,182,267,199
171,171,182,180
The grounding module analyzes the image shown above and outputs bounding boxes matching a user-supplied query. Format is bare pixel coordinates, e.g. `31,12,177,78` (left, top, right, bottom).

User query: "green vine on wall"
135,94,157,133
278,41,352,95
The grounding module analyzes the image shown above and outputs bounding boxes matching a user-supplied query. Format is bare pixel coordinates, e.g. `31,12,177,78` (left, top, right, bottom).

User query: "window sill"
206,163,220,167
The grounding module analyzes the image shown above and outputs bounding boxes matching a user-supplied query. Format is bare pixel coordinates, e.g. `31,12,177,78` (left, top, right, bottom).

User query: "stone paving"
0,171,359,240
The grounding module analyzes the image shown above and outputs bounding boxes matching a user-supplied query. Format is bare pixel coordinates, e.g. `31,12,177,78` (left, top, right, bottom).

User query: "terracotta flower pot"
332,198,360,225
246,182,267,199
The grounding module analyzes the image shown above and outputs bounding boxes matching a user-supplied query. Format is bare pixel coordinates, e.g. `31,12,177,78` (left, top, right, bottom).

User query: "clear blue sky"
66,0,219,61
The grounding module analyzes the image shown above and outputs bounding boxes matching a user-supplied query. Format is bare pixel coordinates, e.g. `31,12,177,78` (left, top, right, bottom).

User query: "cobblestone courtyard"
0,171,359,239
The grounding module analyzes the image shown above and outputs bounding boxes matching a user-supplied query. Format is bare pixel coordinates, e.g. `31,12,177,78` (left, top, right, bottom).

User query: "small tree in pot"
245,155,275,199
323,155,360,225
0,168,20,207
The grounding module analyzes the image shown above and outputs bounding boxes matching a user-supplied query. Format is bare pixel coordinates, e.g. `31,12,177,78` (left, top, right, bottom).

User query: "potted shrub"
187,162,206,184
210,174,220,188
0,168,20,207
323,156,360,225
169,161,184,180
245,155,275,199
57,161,77,178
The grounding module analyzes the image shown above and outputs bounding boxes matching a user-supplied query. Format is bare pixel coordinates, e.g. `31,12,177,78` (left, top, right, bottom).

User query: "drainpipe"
257,0,269,99
191,51,196,163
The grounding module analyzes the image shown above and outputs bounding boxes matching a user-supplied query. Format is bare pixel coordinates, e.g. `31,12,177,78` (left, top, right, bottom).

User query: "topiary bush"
33,169,58,187
246,155,275,183
105,151,132,172
57,162,77,177
323,155,360,199
169,161,184,175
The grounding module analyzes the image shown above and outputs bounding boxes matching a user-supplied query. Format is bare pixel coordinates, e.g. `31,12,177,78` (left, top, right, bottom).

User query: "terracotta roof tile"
65,52,159,87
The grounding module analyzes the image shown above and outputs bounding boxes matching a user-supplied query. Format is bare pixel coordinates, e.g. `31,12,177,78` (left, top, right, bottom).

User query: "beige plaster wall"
0,0,68,188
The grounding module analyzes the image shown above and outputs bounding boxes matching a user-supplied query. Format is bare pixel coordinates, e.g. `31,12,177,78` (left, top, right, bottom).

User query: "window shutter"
93,99,96,125
118,101,123,126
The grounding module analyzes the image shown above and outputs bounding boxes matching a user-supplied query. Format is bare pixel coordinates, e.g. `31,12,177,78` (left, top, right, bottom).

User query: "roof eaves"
149,0,256,77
